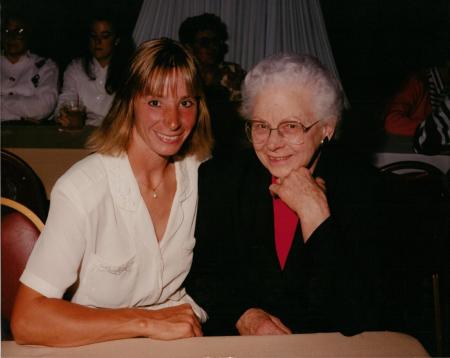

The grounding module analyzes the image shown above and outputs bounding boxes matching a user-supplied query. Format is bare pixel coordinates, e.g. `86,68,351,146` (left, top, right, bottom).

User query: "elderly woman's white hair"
240,53,343,123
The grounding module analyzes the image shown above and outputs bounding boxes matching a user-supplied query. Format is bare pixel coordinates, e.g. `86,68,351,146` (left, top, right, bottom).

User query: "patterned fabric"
413,67,450,154
414,95,450,154
218,61,246,102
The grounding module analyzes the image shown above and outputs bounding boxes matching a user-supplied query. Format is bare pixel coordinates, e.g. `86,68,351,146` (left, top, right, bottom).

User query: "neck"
5,53,25,64
95,56,111,68
127,130,173,191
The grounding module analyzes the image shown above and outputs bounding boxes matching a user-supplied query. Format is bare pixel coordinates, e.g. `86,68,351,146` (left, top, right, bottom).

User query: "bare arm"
11,284,202,347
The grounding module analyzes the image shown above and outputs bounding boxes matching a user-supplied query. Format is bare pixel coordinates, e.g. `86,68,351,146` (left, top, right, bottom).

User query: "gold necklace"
150,163,171,199
151,176,164,199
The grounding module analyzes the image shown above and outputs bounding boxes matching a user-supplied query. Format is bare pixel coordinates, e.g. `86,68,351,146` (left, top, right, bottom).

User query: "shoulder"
53,153,106,193
28,53,57,72
200,148,261,187
64,58,84,74
177,155,201,183
317,142,383,202
52,153,138,212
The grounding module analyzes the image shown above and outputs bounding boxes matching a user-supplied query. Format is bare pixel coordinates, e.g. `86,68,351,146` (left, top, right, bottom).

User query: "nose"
163,106,181,131
265,128,284,151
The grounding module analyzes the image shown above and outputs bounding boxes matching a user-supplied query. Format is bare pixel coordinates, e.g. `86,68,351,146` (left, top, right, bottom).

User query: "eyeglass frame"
245,118,321,145
3,28,26,39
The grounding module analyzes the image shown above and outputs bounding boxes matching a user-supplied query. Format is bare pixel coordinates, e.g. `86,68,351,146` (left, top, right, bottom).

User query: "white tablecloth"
1,331,429,357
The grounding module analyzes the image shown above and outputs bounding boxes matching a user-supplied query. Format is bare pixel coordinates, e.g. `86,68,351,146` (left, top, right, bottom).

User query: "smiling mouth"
155,132,182,143
268,155,291,162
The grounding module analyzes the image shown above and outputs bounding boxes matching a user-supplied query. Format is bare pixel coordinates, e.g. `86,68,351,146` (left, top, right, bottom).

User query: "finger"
315,177,327,192
258,320,288,335
268,184,280,198
269,315,292,334
192,321,203,337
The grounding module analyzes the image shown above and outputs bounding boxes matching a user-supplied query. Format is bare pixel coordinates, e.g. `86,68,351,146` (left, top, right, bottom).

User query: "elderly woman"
11,38,212,346
186,53,386,336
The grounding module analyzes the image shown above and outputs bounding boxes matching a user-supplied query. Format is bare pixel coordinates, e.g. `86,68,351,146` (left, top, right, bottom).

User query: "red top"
272,177,299,270
384,73,432,136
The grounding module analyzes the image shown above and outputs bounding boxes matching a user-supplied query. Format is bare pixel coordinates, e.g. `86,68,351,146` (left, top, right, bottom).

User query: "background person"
179,13,247,156
186,53,387,336
55,10,135,128
11,38,213,347
178,12,245,103
384,58,450,139
1,12,59,122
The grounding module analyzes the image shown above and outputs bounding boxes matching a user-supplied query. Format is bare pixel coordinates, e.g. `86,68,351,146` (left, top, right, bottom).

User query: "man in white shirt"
1,14,59,122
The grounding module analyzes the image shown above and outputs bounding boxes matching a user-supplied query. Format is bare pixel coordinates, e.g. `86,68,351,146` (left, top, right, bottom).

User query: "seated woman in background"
55,11,135,128
1,12,58,122
186,53,387,336
11,38,213,346
384,58,450,139
178,13,245,103
179,13,247,156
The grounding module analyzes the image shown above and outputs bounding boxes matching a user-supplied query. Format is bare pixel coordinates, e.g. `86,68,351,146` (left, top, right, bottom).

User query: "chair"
1,149,49,222
380,160,449,356
1,197,44,340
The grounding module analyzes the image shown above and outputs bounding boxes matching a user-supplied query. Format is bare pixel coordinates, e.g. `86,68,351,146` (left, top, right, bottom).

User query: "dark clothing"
186,143,388,336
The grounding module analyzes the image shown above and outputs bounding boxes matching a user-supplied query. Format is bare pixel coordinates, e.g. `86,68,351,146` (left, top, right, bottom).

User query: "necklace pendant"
152,191,158,199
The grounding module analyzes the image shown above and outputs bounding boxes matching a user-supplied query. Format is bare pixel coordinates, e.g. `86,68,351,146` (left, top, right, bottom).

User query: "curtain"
133,0,347,104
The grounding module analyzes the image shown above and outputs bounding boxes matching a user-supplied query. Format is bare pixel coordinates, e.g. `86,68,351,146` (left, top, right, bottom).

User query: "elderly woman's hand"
269,167,330,242
236,308,292,336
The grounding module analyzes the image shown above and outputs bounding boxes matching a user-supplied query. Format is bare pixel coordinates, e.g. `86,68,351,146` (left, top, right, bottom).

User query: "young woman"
56,12,134,127
12,38,213,347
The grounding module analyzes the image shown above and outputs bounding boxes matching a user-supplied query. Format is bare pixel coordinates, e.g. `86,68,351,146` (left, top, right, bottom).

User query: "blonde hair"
87,38,213,160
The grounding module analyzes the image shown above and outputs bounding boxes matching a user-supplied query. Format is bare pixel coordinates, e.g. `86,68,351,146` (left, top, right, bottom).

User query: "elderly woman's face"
251,84,334,178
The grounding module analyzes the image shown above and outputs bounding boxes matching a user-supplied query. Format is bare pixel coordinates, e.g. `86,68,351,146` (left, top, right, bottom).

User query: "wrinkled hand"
269,167,330,242
236,308,292,336
143,304,203,340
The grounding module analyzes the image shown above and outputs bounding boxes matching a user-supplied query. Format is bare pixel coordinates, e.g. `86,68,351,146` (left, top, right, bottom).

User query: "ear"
321,117,337,141
114,38,120,46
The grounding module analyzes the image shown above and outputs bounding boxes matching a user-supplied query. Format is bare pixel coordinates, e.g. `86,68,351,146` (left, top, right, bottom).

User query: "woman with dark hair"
11,38,213,346
56,11,135,127
179,13,245,102
179,13,247,155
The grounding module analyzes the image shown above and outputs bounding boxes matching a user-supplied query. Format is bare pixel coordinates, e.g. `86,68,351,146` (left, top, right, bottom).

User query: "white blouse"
56,58,114,126
1,52,58,121
20,153,207,321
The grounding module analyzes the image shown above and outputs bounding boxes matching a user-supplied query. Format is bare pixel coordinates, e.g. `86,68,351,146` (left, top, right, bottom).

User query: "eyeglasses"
3,28,25,39
245,118,321,145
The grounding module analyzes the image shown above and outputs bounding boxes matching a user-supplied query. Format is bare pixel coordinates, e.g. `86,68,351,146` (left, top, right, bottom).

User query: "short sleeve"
20,180,87,298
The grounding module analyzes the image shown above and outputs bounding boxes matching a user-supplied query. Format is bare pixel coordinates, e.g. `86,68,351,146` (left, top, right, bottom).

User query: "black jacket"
186,142,389,336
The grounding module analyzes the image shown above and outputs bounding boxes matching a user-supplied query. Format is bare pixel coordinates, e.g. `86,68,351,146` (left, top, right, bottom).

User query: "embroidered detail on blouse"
97,257,135,275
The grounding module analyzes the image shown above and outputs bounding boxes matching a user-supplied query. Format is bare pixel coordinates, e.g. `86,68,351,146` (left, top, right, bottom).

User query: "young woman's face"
131,74,198,158
88,20,117,66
